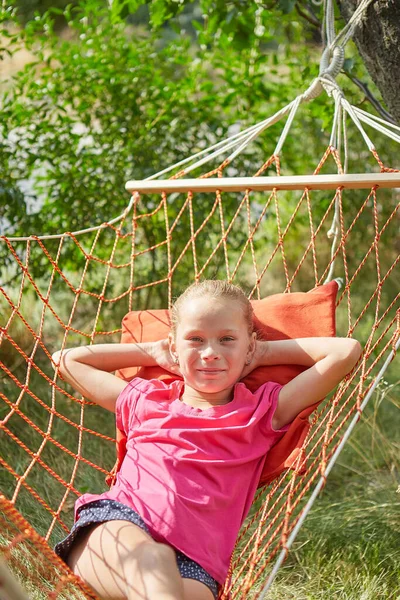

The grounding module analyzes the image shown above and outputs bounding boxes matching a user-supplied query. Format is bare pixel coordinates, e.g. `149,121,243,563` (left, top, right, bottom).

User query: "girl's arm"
248,337,362,430
52,340,176,412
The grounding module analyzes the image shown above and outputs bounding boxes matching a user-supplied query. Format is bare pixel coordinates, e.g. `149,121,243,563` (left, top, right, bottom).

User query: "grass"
0,535,89,600
268,477,400,599
257,372,400,600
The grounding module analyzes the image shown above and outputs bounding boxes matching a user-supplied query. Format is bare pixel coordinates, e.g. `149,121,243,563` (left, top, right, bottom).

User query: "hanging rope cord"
301,0,375,282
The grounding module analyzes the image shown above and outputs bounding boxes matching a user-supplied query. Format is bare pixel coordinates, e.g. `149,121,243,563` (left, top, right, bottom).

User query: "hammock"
1,1,399,598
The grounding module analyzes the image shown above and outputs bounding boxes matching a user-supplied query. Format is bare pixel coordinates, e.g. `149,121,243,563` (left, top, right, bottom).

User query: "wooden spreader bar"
126,173,400,194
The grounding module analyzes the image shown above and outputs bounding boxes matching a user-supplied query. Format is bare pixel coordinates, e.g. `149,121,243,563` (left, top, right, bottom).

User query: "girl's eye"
189,336,202,342
221,336,235,342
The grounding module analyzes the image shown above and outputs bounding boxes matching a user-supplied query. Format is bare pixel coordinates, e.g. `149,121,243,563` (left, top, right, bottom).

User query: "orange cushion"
106,280,338,489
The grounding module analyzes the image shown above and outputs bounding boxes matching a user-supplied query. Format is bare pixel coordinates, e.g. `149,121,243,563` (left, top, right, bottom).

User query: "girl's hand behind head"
239,339,268,379
151,339,182,376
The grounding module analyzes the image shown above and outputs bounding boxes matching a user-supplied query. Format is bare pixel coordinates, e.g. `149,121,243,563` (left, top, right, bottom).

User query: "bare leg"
67,520,184,600
124,543,184,600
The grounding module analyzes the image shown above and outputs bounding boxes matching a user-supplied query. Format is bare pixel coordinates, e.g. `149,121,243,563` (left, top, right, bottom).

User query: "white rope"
336,100,343,160
352,107,400,135
343,107,349,174
225,102,296,164
202,102,295,167
333,0,376,50
258,334,400,599
155,130,256,178
320,0,328,48
1,194,139,242
329,89,342,148
274,96,302,156
340,96,375,151
324,0,336,48
351,107,400,145
147,117,284,180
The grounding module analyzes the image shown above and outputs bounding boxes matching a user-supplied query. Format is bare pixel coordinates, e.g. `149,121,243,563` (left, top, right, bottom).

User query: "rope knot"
301,78,324,103
319,73,344,99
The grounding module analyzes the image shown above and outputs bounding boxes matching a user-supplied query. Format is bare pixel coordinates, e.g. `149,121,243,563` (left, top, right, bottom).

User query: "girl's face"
170,295,256,400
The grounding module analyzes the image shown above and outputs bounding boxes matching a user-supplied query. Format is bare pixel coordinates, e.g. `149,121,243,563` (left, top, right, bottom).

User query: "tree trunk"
338,0,400,123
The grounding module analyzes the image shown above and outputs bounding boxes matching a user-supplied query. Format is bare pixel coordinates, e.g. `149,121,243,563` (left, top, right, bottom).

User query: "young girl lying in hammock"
52,280,361,600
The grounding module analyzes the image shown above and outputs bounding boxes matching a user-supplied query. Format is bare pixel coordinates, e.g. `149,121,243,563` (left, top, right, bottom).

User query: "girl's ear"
247,332,257,361
251,331,257,348
168,332,176,356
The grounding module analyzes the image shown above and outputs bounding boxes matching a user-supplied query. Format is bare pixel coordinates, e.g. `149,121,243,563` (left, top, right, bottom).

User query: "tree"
338,0,400,123
108,0,400,124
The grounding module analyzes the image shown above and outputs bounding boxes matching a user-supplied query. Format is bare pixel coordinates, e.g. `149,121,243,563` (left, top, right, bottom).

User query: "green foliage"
0,2,279,288
13,0,83,27
0,0,397,321
0,0,383,243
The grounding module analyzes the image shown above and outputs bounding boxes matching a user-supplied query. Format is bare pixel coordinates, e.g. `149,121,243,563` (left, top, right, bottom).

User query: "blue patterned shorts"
54,499,219,599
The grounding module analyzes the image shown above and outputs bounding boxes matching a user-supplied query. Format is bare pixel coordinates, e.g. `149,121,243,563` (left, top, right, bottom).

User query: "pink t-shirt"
75,377,289,585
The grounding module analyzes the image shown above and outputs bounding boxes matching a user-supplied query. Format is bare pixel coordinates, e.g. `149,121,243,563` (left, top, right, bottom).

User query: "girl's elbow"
52,350,61,368
344,339,362,368
52,349,71,375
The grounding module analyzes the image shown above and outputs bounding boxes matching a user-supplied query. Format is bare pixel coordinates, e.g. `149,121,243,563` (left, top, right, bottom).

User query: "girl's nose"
201,344,220,360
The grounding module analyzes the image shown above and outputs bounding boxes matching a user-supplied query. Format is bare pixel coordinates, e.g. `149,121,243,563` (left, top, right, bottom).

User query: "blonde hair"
171,280,254,337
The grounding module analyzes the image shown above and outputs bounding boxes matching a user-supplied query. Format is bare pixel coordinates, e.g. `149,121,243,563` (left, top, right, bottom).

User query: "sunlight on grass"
0,533,89,600
263,376,400,599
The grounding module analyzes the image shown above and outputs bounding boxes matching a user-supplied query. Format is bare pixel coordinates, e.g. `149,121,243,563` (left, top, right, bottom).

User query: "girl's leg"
182,579,216,600
67,519,184,600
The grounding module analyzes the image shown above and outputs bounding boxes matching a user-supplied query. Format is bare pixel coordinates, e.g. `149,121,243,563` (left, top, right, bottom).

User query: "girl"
52,280,361,600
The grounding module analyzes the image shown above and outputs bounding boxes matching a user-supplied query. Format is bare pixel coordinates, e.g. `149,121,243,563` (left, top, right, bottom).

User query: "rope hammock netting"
0,0,399,598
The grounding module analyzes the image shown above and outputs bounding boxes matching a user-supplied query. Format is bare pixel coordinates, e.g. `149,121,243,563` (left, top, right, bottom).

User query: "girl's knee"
132,541,177,569
126,543,184,599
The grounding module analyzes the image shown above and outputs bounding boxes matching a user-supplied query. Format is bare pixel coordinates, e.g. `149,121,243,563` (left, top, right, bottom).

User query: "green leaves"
110,0,146,23
148,0,185,28
0,0,389,289
110,0,191,28
278,0,296,14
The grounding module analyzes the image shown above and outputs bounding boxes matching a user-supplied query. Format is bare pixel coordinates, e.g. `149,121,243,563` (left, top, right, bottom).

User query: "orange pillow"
106,281,338,489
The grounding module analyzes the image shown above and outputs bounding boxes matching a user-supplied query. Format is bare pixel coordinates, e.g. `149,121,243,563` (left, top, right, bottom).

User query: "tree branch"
343,71,397,125
295,2,321,29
